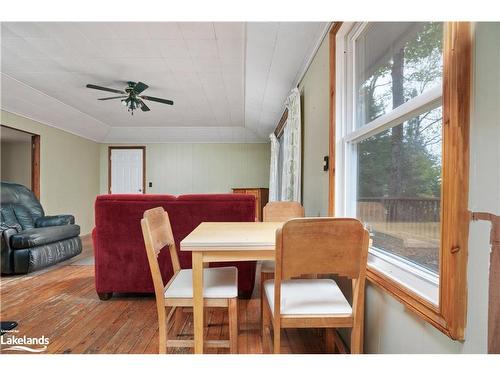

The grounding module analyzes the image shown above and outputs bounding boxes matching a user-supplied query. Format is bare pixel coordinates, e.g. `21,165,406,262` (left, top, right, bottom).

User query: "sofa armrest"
35,215,75,227
1,227,19,274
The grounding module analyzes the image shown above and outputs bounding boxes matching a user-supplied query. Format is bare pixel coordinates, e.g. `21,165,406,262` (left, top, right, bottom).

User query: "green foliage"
357,22,443,199
358,115,442,199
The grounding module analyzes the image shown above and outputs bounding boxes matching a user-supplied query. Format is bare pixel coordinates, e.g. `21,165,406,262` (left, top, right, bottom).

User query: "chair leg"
350,325,363,354
260,271,264,330
260,270,273,330
273,318,281,354
158,307,168,354
325,328,337,353
261,295,271,353
228,298,238,354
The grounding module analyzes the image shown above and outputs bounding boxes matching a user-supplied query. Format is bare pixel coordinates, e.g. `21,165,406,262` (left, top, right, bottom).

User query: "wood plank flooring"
1,240,330,354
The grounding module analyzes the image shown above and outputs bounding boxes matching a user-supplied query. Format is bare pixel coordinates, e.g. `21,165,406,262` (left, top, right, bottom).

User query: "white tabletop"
180,222,283,251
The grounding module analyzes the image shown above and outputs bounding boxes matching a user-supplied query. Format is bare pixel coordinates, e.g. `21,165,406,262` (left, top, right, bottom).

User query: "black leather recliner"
1,182,82,274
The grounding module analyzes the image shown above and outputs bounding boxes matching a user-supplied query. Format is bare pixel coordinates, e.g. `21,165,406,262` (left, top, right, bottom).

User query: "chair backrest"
263,201,305,222
141,207,181,298
275,217,369,280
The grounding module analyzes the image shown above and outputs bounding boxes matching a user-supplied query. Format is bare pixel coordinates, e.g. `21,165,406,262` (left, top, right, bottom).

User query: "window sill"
368,247,439,305
366,247,451,338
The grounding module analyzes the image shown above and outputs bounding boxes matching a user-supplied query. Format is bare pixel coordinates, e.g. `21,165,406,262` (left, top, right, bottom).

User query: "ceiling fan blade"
133,81,149,95
86,84,125,94
98,96,128,101
140,95,174,105
139,99,150,112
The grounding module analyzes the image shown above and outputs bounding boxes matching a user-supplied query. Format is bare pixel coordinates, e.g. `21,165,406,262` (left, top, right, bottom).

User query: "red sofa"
93,194,257,299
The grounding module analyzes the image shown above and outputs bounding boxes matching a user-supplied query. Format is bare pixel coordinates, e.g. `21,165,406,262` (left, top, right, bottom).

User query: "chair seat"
261,260,275,273
263,279,352,316
165,266,238,299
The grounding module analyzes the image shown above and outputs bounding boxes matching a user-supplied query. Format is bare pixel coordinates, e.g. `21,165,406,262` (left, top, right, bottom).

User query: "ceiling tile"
193,58,222,73
214,23,245,40
186,39,219,59
1,22,327,143
217,38,244,63
1,37,47,59
1,24,21,38
158,39,190,59
2,22,50,38
107,22,151,40
165,58,197,73
179,22,215,40
93,39,162,59
74,22,118,40
146,23,183,39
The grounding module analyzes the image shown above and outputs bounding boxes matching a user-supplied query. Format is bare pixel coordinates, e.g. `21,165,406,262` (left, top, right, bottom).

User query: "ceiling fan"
86,81,174,115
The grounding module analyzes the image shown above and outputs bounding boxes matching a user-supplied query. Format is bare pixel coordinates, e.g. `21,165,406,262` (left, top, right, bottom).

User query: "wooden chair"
261,218,369,354
141,207,239,354
263,201,305,223
260,201,305,324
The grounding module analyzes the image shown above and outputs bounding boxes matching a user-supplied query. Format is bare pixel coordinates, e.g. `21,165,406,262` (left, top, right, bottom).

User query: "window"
357,108,442,273
355,23,443,128
333,22,471,339
342,22,444,302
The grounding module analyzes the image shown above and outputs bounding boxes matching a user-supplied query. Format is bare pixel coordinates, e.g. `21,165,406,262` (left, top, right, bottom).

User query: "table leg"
192,251,204,354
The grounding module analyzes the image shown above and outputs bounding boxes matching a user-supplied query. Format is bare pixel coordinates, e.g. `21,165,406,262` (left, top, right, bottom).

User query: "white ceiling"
1,22,328,143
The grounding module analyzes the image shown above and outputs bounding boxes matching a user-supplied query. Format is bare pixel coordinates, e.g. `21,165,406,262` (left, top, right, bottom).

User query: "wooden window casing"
330,22,472,340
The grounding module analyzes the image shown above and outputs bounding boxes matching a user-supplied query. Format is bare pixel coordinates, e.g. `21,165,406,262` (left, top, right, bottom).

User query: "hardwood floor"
1,239,332,354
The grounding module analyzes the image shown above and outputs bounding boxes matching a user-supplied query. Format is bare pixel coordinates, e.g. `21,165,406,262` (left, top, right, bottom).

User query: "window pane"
356,107,442,273
355,22,443,127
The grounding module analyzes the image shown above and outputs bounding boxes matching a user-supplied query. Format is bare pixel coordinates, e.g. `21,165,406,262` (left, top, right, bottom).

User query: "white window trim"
345,85,442,144
335,22,442,306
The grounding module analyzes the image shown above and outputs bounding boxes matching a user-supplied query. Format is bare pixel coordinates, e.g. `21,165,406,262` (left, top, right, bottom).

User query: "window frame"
330,22,471,340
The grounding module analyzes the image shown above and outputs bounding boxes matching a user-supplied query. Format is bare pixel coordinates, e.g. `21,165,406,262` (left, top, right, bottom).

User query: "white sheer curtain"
268,133,280,202
280,88,302,202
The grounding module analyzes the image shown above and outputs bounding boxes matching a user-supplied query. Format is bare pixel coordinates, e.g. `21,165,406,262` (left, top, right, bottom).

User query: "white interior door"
110,148,144,194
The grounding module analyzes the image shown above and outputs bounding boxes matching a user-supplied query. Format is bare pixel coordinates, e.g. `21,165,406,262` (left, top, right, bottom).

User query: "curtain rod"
274,108,289,138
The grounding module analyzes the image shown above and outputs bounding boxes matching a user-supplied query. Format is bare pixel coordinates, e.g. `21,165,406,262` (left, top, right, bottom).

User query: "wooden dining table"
180,221,283,354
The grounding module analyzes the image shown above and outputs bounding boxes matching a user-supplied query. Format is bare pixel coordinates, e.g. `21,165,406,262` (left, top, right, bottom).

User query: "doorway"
0,125,40,199
108,146,146,194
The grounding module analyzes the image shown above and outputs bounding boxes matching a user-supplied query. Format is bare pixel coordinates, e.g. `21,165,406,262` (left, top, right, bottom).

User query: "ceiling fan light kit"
86,81,174,115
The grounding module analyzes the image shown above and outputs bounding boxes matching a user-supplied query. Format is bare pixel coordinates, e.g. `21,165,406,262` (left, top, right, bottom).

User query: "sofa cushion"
1,206,20,227
10,224,80,249
13,236,82,273
0,182,44,220
35,215,75,228
12,205,36,230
